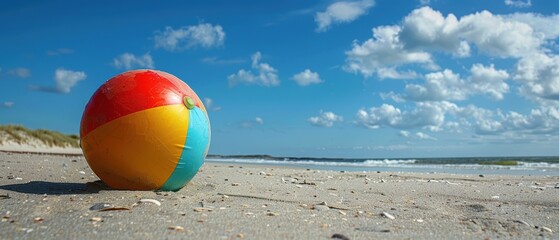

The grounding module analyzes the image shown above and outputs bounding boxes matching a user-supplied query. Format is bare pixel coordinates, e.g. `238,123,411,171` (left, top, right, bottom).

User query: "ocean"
206,156,559,176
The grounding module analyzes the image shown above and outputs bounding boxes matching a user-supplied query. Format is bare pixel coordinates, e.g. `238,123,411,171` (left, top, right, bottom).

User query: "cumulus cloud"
356,101,457,130
228,52,280,87
405,69,467,101
345,25,436,79
112,53,154,70
357,100,559,138
416,132,437,140
315,0,375,32
8,67,31,78
456,105,559,135
346,7,550,78
1,101,14,108
204,97,222,111
30,68,86,94
468,64,510,100
154,23,225,51
350,6,559,141
292,69,323,86
54,68,87,93
505,13,559,40
308,111,343,127
399,130,436,140
504,0,531,8
403,64,509,102
514,53,559,101
400,7,470,57
399,130,411,137
459,10,541,58
401,7,541,58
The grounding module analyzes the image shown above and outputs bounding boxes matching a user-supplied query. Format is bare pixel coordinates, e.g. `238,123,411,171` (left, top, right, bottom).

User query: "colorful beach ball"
80,70,210,191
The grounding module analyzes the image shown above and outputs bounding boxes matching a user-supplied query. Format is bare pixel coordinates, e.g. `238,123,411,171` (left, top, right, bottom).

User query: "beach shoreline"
0,152,557,239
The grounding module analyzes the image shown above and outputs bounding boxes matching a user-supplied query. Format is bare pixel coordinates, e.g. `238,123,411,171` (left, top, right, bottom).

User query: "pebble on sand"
313,205,330,211
168,226,185,231
331,233,350,240
266,211,279,216
89,203,114,211
89,217,102,222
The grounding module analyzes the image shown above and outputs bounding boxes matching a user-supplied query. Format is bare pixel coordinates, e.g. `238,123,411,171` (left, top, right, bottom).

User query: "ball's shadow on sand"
0,180,111,195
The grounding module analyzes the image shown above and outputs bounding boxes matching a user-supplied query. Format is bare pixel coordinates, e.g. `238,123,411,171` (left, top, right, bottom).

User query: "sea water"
206,156,559,176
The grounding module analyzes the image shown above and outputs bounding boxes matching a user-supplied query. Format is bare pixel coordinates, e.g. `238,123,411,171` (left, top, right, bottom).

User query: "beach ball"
80,69,210,191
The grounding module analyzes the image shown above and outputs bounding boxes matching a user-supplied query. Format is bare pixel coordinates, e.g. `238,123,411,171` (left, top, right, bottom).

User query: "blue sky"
2,0,559,158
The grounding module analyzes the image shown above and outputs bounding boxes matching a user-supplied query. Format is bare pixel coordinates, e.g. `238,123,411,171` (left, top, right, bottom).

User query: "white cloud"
315,0,375,32
54,68,86,93
468,64,510,100
506,13,559,40
1,101,14,108
204,98,222,111
255,117,264,125
31,68,87,94
357,99,559,139
228,52,280,87
346,7,549,78
356,101,457,130
154,23,225,51
112,53,154,70
416,132,437,140
397,64,509,102
456,105,559,136
399,130,436,140
308,111,343,127
399,130,410,137
401,7,541,58
504,0,531,8
514,53,559,101
405,69,467,101
400,7,469,57
345,25,436,79
459,10,541,58
292,69,323,86
8,67,31,78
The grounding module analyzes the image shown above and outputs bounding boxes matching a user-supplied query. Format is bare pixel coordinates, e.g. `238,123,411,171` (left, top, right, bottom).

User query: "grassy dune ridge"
0,125,79,148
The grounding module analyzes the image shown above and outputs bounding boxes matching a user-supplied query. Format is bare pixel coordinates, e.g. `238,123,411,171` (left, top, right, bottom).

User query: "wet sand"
0,151,557,239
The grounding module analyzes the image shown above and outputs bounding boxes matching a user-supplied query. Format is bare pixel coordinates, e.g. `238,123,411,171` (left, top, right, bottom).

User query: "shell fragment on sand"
381,212,396,219
138,199,161,206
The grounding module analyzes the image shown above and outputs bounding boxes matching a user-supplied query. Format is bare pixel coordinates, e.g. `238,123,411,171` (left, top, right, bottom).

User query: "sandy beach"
0,151,557,239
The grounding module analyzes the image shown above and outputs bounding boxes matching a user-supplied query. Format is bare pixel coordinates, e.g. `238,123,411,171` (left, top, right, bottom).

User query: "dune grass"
0,125,79,148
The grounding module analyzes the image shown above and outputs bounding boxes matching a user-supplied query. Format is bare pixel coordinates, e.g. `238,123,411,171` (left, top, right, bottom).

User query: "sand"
0,151,557,239
0,140,82,155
